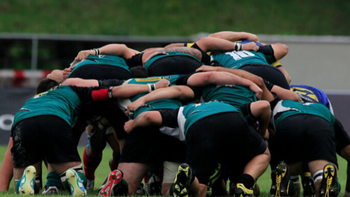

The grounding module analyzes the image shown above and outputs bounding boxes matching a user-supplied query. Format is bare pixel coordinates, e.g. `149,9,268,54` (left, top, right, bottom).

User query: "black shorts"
119,126,187,164
11,116,81,168
69,64,131,80
240,63,289,89
148,55,202,76
274,115,337,166
186,112,266,184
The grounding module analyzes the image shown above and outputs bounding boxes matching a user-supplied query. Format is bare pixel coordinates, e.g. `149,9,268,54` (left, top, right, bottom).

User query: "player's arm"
250,101,271,139
195,37,259,53
75,44,139,60
270,43,289,61
196,66,299,102
89,79,170,101
264,43,291,83
99,44,140,59
270,84,300,101
187,71,262,99
126,85,195,115
208,31,259,42
163,43,185,49
240,101,271,140
194,68,267,99
124,111,163,133
61,78,100,87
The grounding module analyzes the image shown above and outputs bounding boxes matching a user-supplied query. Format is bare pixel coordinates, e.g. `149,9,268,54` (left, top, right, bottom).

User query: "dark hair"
36,78,59,94
130,66,149,78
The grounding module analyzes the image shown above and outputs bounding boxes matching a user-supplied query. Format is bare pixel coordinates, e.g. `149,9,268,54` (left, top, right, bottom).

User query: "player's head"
36,78,59,94
46,69,65,83
130,66,149,78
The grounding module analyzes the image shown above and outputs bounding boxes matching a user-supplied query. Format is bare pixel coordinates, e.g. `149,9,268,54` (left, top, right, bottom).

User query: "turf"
1,0,349,36
0,145,347,196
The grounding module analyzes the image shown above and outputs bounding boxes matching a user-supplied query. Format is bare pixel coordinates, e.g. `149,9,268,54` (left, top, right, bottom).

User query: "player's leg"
228,118,269,197
42,116,87,196
83,120,107,190
11,118,44,195
108,126,159,195
161,161,181,195
0,137,14,192
303,117,339,197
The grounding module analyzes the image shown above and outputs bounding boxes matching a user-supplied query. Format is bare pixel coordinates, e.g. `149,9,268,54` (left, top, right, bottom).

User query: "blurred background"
0,0,350,142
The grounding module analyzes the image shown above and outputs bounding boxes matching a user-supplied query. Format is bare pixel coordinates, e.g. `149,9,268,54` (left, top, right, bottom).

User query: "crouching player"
11,77,170,196
124,84,271,197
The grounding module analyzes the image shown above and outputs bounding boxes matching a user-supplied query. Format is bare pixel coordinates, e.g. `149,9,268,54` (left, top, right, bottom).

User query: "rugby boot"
173,163,194,197
18,166,37,195
319,163,339,197
301,171,316,197
98,169,124,196
234,183,254,197
270,162,291,197
146,174,162,195
42,186,59,195
66,169,87,196
206,163,221,197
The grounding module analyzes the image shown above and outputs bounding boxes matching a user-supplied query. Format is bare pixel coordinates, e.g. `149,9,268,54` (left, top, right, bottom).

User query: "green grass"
0,0,349,36
0,145,347,196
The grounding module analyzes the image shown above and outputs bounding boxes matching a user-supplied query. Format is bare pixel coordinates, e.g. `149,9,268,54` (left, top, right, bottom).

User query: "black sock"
237,174,255,188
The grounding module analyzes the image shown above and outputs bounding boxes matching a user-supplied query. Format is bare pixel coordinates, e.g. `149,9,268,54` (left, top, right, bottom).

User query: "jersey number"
225,51,255,60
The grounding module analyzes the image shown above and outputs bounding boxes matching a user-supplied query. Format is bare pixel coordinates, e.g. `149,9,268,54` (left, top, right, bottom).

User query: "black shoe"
135,183,148,196
147,174,162,195
234,183,253,197
270,162,291,197
319,163,339,197
301,171,316,197
173,163,194,197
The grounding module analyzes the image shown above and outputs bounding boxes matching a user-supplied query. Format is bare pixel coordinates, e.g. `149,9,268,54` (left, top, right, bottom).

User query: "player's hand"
249,84,263,100
126,99,145,116
124,120,135,133
242,42,259,51
196,65,218,72
75,50,95,60
63,67,73,79
154,79,170,89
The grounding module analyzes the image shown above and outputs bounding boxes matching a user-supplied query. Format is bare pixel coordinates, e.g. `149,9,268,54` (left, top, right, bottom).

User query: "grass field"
0,145,347,196
1,0,350,36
